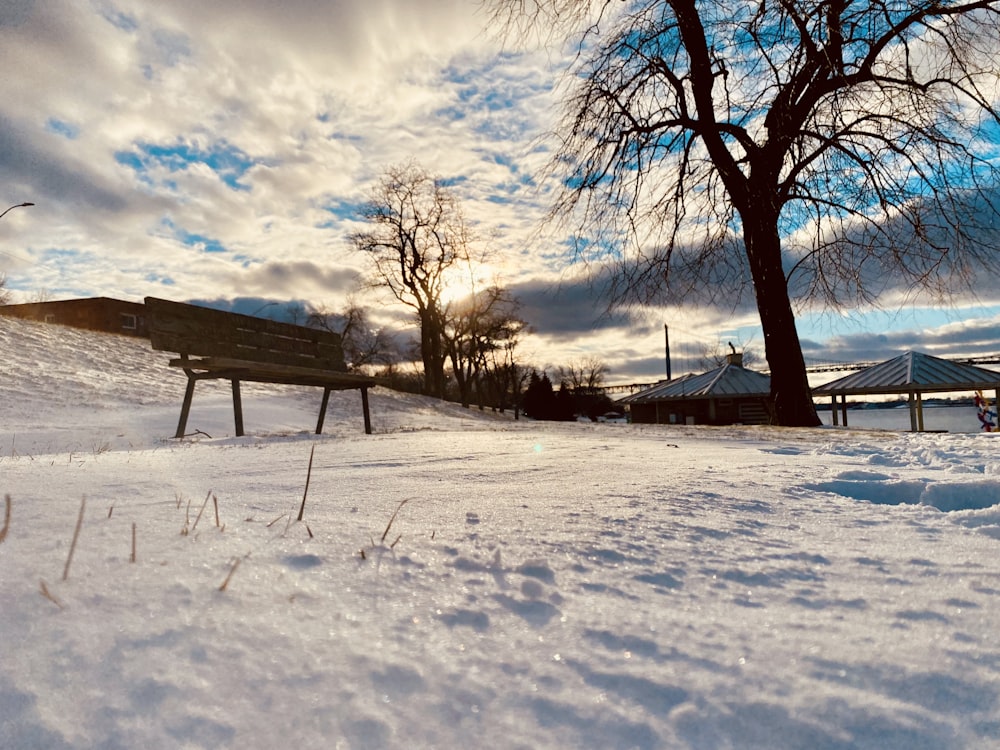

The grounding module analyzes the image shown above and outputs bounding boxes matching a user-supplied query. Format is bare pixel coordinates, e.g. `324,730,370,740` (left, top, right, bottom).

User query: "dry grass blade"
381,498,410,544
130,522,137,563
0,494,10,544
62,497,86,581
190,490,211,533
213,494,220,528
219,557,242,592
297,445,316,522
40,579,63,609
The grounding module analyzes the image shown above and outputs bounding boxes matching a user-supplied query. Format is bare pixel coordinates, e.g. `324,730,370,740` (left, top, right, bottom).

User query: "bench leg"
232,379,245,437
316,388,332,434
175,374,197,439
361,386,372,435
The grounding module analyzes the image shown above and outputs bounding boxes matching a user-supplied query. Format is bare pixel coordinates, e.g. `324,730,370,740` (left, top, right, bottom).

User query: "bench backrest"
144,296,347,372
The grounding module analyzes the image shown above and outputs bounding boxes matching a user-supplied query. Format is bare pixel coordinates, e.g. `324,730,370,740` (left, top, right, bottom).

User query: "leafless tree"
698,341,759,371
0,273,10,305
443,285,526,407
480,319,530,416
558,356,609,392
352,162,473,398
283,301,307,326
489,0,1000,426
307,300,396,371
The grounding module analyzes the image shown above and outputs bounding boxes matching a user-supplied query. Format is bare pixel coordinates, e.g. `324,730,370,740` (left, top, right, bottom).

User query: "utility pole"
664,324,671,380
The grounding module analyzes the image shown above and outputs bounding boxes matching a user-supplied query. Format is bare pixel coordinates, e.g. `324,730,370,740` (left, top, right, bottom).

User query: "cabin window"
121,313,137,330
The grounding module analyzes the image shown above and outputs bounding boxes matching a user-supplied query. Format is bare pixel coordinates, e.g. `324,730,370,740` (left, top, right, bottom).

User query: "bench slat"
145,296,346,371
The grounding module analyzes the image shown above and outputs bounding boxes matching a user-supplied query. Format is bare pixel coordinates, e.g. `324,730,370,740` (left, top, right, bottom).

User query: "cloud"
2,1,998,385
0,116,129,213
232,260,363,298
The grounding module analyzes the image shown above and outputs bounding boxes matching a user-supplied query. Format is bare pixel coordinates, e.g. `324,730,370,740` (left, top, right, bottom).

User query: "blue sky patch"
162,218,227,254
145,272,176,286
115,139,257,191
46,119,79,139
99,8,138,32
321,197,369,224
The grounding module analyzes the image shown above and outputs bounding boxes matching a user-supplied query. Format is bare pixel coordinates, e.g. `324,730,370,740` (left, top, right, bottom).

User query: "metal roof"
619,363,771,404
812,351,1000,396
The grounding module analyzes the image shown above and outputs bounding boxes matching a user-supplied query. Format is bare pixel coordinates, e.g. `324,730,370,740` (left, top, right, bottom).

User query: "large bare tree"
490,0,1000,426
352,163,473,398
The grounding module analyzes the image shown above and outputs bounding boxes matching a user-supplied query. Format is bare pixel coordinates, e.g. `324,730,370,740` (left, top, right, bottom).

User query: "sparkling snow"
3,316,1000,749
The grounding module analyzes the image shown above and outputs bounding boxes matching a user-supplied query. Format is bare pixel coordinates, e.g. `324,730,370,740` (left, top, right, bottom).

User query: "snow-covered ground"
3,315,1000,749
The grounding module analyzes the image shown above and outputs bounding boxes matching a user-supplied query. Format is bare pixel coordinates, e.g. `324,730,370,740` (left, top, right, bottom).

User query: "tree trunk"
744,213,821,427
448,348,473,407
419,310,446,399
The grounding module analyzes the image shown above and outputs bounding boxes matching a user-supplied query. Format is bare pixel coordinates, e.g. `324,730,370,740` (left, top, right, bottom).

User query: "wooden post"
830,396,838,426
232,379,244,437
361,386,372,435
316,387,331,434
175,373,197,438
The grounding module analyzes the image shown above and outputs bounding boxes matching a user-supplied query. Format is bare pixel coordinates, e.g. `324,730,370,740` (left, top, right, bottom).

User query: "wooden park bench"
145,296,376,439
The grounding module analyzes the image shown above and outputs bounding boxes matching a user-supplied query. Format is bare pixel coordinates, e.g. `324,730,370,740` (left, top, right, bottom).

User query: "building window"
121,313,137,330
44,314,56,324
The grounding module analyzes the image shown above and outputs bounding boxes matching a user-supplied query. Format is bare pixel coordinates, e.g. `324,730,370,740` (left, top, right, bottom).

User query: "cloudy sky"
2,0,1000,384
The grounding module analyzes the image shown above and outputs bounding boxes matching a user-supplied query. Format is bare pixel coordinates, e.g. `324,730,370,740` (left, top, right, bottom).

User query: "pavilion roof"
812,351,1000,397
619,363,770,404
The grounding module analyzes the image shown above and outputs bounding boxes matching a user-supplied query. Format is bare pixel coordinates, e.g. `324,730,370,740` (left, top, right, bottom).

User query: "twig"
213,494,220,528
63,497,86,581
266,513,287,528
297,445,316,522
219,557,242,592
130,522,137,563
0,494,10,544
381,498,410,543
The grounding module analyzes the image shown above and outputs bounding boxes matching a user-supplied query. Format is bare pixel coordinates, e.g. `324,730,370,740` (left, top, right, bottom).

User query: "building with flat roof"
0,297,148,337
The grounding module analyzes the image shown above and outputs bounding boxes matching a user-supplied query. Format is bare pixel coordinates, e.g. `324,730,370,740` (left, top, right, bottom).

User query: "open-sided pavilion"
811,351,1000,432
